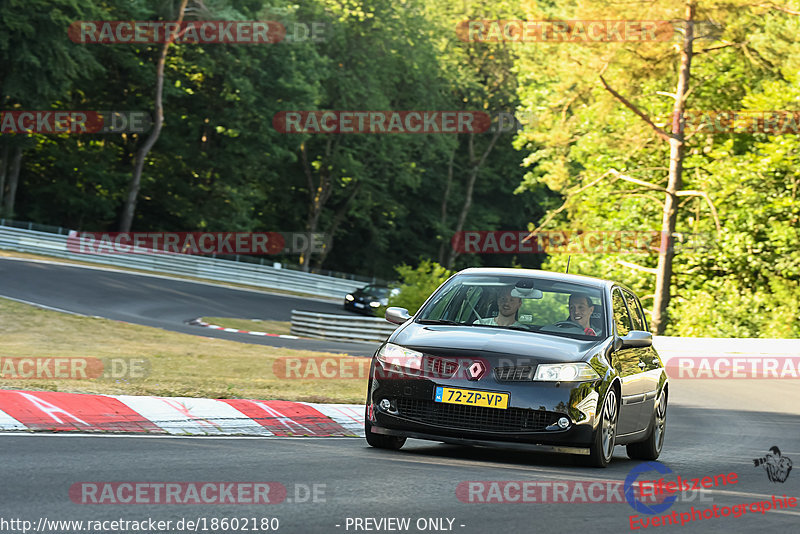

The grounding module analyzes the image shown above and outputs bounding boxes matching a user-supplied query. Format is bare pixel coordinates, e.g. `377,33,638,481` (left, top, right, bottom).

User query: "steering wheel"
554,320,583,329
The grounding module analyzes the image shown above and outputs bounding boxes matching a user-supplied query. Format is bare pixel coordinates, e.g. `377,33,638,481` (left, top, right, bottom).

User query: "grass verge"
0,298,367,404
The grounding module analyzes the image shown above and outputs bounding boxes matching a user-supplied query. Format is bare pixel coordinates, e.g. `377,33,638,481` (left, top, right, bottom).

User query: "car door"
611,288,647,434
624,289,662,418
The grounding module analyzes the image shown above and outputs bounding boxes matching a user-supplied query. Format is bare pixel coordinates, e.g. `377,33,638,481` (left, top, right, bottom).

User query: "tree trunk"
312,181,361,269
651,2,695,334
445,128,502,268
437,146,456,264
298,138,336,271
119,0,189,232
3,146,22,217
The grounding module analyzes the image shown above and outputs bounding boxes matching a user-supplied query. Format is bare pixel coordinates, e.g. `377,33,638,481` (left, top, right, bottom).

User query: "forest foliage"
1,0,797,337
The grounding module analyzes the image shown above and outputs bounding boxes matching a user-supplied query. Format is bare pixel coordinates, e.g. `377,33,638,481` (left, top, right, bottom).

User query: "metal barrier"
289,310,800,356
652,337,800,359
291,310,398,343
0,225,364,299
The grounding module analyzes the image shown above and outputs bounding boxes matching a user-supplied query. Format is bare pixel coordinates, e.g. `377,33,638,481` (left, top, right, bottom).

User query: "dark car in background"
364,268,668,467
344,284,395,315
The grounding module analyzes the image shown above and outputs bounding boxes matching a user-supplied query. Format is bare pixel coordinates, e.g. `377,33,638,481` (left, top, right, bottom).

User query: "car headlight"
377,343,423,372
369,301,381,307
345,294,354,301
534,363,600,381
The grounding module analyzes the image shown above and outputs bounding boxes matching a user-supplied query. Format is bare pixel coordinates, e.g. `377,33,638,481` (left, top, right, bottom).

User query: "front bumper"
367,365,603,449
344,300,377,315
369,425,590,455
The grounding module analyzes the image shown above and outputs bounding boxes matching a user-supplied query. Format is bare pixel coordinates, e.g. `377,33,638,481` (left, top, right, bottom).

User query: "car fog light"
369,301,381,307
557,417,569,429
379,399,391,411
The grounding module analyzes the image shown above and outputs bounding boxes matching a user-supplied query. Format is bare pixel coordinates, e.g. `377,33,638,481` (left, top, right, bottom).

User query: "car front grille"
421,356,459,378
395,398,560,432
494,366,534,381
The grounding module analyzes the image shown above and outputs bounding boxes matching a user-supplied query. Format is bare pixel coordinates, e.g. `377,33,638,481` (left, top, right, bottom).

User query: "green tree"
515,0,799,336
0,0,104,217
387,260,454,314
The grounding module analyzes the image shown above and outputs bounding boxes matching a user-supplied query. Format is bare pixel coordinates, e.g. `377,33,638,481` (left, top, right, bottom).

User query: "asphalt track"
1,255,799,533
0,256,377,356
1,391,798,534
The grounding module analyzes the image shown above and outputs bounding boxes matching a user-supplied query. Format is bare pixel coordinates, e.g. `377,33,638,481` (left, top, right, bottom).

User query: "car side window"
623,290,645,331
612,289,632,337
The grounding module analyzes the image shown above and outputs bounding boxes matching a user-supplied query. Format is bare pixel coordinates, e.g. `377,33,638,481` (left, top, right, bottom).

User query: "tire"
627,389,667,461
365,419,406,450
585,387,618,467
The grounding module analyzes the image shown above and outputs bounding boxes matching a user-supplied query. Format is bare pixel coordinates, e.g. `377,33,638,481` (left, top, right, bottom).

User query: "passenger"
475,286,523,327
568,293,597,336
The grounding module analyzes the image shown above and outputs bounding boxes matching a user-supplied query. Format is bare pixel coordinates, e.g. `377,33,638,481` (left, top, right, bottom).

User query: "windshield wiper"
417,319,460,325
471,324,532,332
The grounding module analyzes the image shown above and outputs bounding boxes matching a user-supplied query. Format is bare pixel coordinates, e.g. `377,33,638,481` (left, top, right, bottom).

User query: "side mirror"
620,330,653,349
385,307,411,325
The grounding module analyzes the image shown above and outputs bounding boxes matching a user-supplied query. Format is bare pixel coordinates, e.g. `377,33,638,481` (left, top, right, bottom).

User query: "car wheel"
364,419,406,450
627,389,667,461
586,387,618,467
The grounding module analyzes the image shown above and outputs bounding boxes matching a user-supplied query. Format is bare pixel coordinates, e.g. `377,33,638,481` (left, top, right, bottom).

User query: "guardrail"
289,311,800,355
0,225,364,299
652,337,800,359
291,310,398,343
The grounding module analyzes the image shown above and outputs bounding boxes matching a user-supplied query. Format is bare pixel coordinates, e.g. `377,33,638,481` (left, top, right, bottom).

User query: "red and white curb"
0,390,364,437
188,318,301,339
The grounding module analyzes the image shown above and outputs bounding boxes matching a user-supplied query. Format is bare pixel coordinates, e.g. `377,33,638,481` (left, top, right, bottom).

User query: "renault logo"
467,361,485,381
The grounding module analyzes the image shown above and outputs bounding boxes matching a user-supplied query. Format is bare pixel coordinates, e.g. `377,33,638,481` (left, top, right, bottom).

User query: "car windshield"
415,274,606,340
362,285,389,296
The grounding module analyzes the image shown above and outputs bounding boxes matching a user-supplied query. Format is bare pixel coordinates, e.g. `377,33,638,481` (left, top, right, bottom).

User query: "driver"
474,286,523,327
568,293,598,336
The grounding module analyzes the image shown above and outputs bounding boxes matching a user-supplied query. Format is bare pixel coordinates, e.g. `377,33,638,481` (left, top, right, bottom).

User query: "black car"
344,284,394,315
364,268,668,467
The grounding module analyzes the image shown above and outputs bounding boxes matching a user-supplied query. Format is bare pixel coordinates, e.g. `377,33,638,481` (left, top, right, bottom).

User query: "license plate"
434,386,509,409
354,302,365,308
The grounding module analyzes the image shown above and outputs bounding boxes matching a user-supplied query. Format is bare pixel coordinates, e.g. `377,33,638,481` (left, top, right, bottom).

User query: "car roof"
456,267,617,291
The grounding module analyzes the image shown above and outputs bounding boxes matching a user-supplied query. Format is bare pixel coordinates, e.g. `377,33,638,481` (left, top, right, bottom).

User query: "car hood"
390,323,605,362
